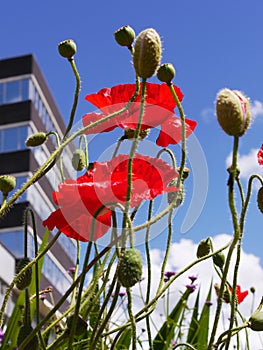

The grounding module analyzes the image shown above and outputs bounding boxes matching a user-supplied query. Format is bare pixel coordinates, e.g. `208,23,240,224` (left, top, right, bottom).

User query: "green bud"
117,249,143,288
213,252,225,269
196,237,212,258
249,311,263,331
0,175,16,196
66,315,87,336
15,257,32,290
72,149,86,171
167,181,184,207
124,128,150,140
25,132,48,147
216,88,251,137
157,63,176,83
133,28,162,79
114,25,135,48
58,39,77,59
17,324,39,349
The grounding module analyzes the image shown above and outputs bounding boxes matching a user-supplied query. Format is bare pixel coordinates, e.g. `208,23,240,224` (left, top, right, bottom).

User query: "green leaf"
186,288,200,346
153,289,192,350
0,228,49,349
115,327,132,349
196,281,213,350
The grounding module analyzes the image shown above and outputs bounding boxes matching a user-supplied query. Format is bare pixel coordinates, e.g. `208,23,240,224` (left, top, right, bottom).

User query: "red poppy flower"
82,83,197,147
43,154,178,242
215,284,248,304
234,285,249,304
257,144,263,165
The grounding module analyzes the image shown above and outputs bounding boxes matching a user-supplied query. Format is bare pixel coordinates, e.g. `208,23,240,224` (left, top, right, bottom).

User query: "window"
0,125,29,153
0,78,29,105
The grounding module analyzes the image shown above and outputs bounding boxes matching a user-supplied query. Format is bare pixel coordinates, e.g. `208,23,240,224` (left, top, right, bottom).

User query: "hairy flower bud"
0,175,16,196
25,132,48,147
66,315,87,336
157,63,176,83
58,39,77,59
213,252,225,269
17,324,39,349
168,181,184,207
124,128,150,140
133,28,162,79
257,187,263,214
72,149,86,171
216,88,251,137
196,237,212,258
15,257,32,290
249,311,263,331
117,249,143,288
114,25,135,48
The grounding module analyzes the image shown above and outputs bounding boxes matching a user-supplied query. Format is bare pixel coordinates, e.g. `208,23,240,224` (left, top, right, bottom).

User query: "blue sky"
2,1,263,273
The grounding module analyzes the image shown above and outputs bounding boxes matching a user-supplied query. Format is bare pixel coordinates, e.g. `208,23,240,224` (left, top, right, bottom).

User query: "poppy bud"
0,175,16,196
17,324,39,349
72,149,86,171
66,315,87,336
15,257,32,290
168,181,184,207
58,39,77,59
124,128,150,140
117,249,143,288
133,28,162,79
196,237,212,258
25,132,48,147
257,187,263,214
114,25,135,48
249,311,263,331
216,88,251,137
157,63,176,83
213,252,225,269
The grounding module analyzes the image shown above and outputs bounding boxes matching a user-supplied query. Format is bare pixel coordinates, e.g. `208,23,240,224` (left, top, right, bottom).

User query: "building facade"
0,54,77,314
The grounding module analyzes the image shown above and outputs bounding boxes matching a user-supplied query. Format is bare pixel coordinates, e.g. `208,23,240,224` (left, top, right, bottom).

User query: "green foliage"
0,228,49,349
153,289,192,350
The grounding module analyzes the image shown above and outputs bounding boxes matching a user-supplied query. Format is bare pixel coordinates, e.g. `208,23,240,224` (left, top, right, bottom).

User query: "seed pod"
114,25,135,48
257,187,263,214
117,249,143,288
249,311,263,331
216,88,251,137
25,132,47,147
15,257,32,290
66,315,87,336
157,63,176,83
168,181,184,207
124,128,150,140
213,252,225,269
58,39,77,59
196,237,212,258
133,28,162,79
0,175,16,196
17,324,39,349
72,149,86,171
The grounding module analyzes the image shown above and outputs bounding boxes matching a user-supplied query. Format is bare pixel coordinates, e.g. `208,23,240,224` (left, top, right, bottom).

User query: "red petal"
156,116,197,147
258,144,263,165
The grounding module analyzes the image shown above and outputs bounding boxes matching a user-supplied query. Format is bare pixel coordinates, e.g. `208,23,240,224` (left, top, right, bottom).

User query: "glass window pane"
6,81,20,103
3,128,18,151
0,84,3,104
21,79,29,100
0,231,24,258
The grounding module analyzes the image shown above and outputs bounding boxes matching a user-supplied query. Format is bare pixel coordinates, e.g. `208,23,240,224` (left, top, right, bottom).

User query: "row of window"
0,229,72,296
0,77,56,133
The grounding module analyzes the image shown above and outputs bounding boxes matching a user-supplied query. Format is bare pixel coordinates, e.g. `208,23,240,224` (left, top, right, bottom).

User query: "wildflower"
214,283,248,304
205,301,213,307
43,154,178,241
0,329,4,343
82,83,196,147
164,271,176,282
188,275,198,284
186,284,197,293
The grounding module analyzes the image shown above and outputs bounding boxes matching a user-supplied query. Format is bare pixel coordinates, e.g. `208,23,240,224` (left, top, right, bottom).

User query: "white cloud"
117,234,263,349
251,100,263,121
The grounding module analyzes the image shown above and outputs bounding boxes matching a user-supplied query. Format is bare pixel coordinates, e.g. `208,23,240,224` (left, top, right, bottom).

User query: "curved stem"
127,288,137,350
62,58,81,141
